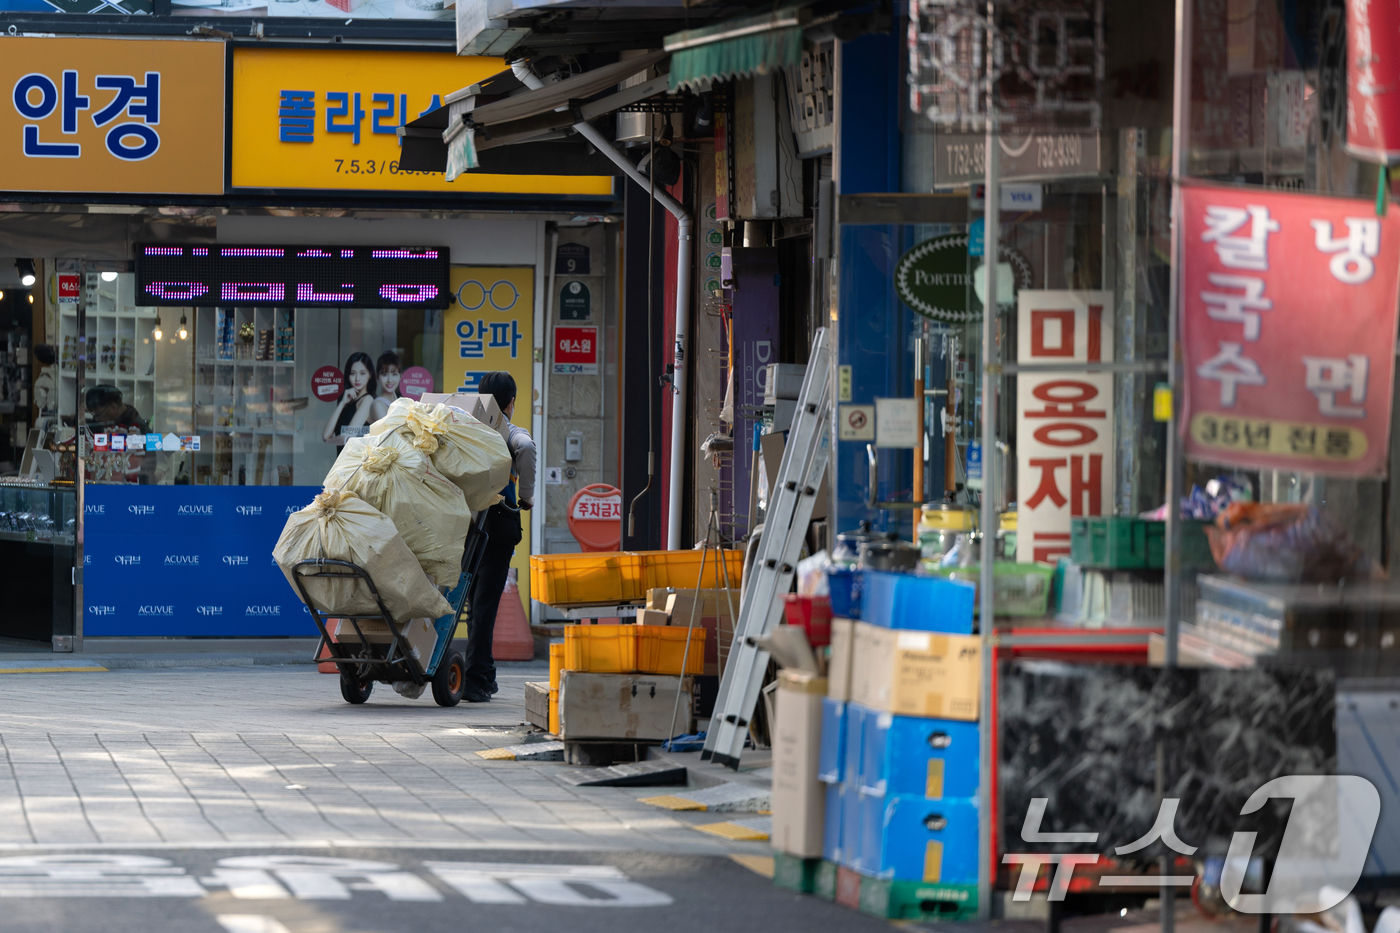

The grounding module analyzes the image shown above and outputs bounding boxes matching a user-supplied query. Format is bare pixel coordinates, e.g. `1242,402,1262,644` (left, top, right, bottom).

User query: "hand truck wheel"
339,670,374,705
432,651,467,707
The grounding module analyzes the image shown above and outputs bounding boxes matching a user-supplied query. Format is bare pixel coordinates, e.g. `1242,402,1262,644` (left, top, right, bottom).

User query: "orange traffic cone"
492,568,535,661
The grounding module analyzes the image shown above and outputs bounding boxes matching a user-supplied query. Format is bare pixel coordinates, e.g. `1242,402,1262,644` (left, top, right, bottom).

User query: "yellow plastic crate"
635,624,707,676
531,552,645,606
548,642,564,691
638,549,745,591
563,624,638,673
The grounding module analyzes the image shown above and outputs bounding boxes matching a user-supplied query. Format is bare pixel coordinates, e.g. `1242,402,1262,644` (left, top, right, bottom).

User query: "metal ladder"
702,326,833,769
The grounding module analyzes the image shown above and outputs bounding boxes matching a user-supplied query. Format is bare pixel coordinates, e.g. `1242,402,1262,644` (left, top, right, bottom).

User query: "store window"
76,275,444,487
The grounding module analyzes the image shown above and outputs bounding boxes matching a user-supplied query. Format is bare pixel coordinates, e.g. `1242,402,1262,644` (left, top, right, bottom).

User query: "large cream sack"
369,398,512,511
273,489,452,621
323,432,472,588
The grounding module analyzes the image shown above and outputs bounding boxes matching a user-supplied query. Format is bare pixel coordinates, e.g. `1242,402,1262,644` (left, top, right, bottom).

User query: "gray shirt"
506,422,536,510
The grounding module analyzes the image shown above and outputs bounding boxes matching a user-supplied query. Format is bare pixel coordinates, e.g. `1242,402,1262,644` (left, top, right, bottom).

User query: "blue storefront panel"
84,485,321,637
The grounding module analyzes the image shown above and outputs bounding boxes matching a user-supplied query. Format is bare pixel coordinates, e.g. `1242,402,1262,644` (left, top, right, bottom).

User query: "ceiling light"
153,317,163,341
15,259,35,288
100,271,118,282
178,313,188,340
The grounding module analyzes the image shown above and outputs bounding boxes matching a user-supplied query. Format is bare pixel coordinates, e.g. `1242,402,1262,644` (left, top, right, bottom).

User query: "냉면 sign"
1180,182,1400,477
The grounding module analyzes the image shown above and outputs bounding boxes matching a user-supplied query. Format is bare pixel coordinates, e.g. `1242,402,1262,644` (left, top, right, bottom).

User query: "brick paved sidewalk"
0,664,760,855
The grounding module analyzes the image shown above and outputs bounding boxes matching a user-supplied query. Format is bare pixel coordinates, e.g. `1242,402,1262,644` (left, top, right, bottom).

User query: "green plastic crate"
772,851,821,894
813,860,838,901
857,879,979,922
1071,516,1148,569
1070,517,1092,565
1181,519,1217,569
1145,520,1165,567
931,562,1054,617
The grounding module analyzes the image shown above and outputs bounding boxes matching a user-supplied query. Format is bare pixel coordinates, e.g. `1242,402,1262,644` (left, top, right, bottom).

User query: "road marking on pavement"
729,854,775,878
475,741,565,761
639,782,771,813
690,817,772,841
0,666,108,674
216,916,291,933
0,853,677,907
423,862,673,907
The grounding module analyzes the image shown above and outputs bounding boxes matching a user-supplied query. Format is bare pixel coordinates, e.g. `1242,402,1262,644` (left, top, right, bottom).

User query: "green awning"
665,8,806,92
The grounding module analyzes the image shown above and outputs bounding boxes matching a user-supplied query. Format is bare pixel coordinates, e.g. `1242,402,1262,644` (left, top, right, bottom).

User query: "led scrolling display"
134,244,451,309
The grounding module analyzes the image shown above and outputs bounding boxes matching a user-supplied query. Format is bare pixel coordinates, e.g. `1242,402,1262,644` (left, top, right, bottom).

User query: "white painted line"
216,916,292,933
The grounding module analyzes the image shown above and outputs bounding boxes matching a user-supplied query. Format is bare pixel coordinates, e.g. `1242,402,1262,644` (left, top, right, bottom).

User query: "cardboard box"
524,681,550,730
334,617,437,663
637,608,670,627
664,590,738,676
772,670,828,858
828,617,855,701
418,392,509,444
557,671,693,741
850,622,980,720
759,430,828,520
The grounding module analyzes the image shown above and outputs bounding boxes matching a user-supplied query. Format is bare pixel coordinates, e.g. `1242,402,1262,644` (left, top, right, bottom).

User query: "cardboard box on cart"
334,617,438,663
418,392,510,444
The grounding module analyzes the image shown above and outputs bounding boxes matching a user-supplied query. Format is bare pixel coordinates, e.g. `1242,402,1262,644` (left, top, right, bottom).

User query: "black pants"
462,504,521,694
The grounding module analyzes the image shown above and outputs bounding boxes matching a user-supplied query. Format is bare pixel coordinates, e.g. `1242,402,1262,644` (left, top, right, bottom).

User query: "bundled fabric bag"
1206,501,1381,583
273,488,452,620
369,398,512,511
323,432,473,587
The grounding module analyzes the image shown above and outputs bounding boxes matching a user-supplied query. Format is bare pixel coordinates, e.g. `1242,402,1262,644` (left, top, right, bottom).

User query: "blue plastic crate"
828,568,862,619
840,782,863,869
859,570,975,633
857,793,979,883
818,697,846,784
859,708,980,800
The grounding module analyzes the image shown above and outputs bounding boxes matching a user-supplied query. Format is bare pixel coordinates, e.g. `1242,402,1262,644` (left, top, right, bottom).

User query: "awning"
398,52,674,178
664,6,808,92
469,50,668,128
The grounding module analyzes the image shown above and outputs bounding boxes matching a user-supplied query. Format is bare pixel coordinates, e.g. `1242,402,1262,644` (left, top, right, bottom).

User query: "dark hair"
477,371,516,414
344,352,377,399
85,385,123,410
33,344,55,366
376,351,401,399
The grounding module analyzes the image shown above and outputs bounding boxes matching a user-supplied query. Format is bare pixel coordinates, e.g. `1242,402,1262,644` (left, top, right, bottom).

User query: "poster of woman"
320,351,376,445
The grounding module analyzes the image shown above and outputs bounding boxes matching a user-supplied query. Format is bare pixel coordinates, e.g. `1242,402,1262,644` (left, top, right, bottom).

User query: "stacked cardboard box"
806,569,982,919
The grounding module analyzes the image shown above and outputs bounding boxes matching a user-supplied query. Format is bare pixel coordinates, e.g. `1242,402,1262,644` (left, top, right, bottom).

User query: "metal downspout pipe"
511,60,693,549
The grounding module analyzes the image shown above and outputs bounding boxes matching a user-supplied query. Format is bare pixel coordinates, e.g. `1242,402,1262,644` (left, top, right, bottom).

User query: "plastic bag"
273,488,452,620
323,432,473,588
369,398,512,511
1206,502,1379,583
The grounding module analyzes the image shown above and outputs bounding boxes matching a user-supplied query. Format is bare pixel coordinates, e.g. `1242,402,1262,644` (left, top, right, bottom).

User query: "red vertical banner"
1016,291,1115,565
1347,0,1400,163
1180,182,1400,477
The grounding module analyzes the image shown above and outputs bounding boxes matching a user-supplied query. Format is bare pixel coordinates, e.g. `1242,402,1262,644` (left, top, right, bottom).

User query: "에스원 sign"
554,325,599,375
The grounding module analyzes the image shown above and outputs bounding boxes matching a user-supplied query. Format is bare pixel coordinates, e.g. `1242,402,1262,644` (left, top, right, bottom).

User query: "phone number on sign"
333,159,439,177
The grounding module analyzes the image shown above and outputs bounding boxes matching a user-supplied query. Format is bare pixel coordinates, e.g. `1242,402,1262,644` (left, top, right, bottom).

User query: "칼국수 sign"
1180,182,1400,477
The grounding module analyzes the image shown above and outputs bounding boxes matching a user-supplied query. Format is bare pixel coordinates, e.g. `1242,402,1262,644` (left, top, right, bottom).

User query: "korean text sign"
231,48,613,197
1181,183,1400,477
1016,290,1115,565
444,266,535,604
553,325,599,375
0,37,223,195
